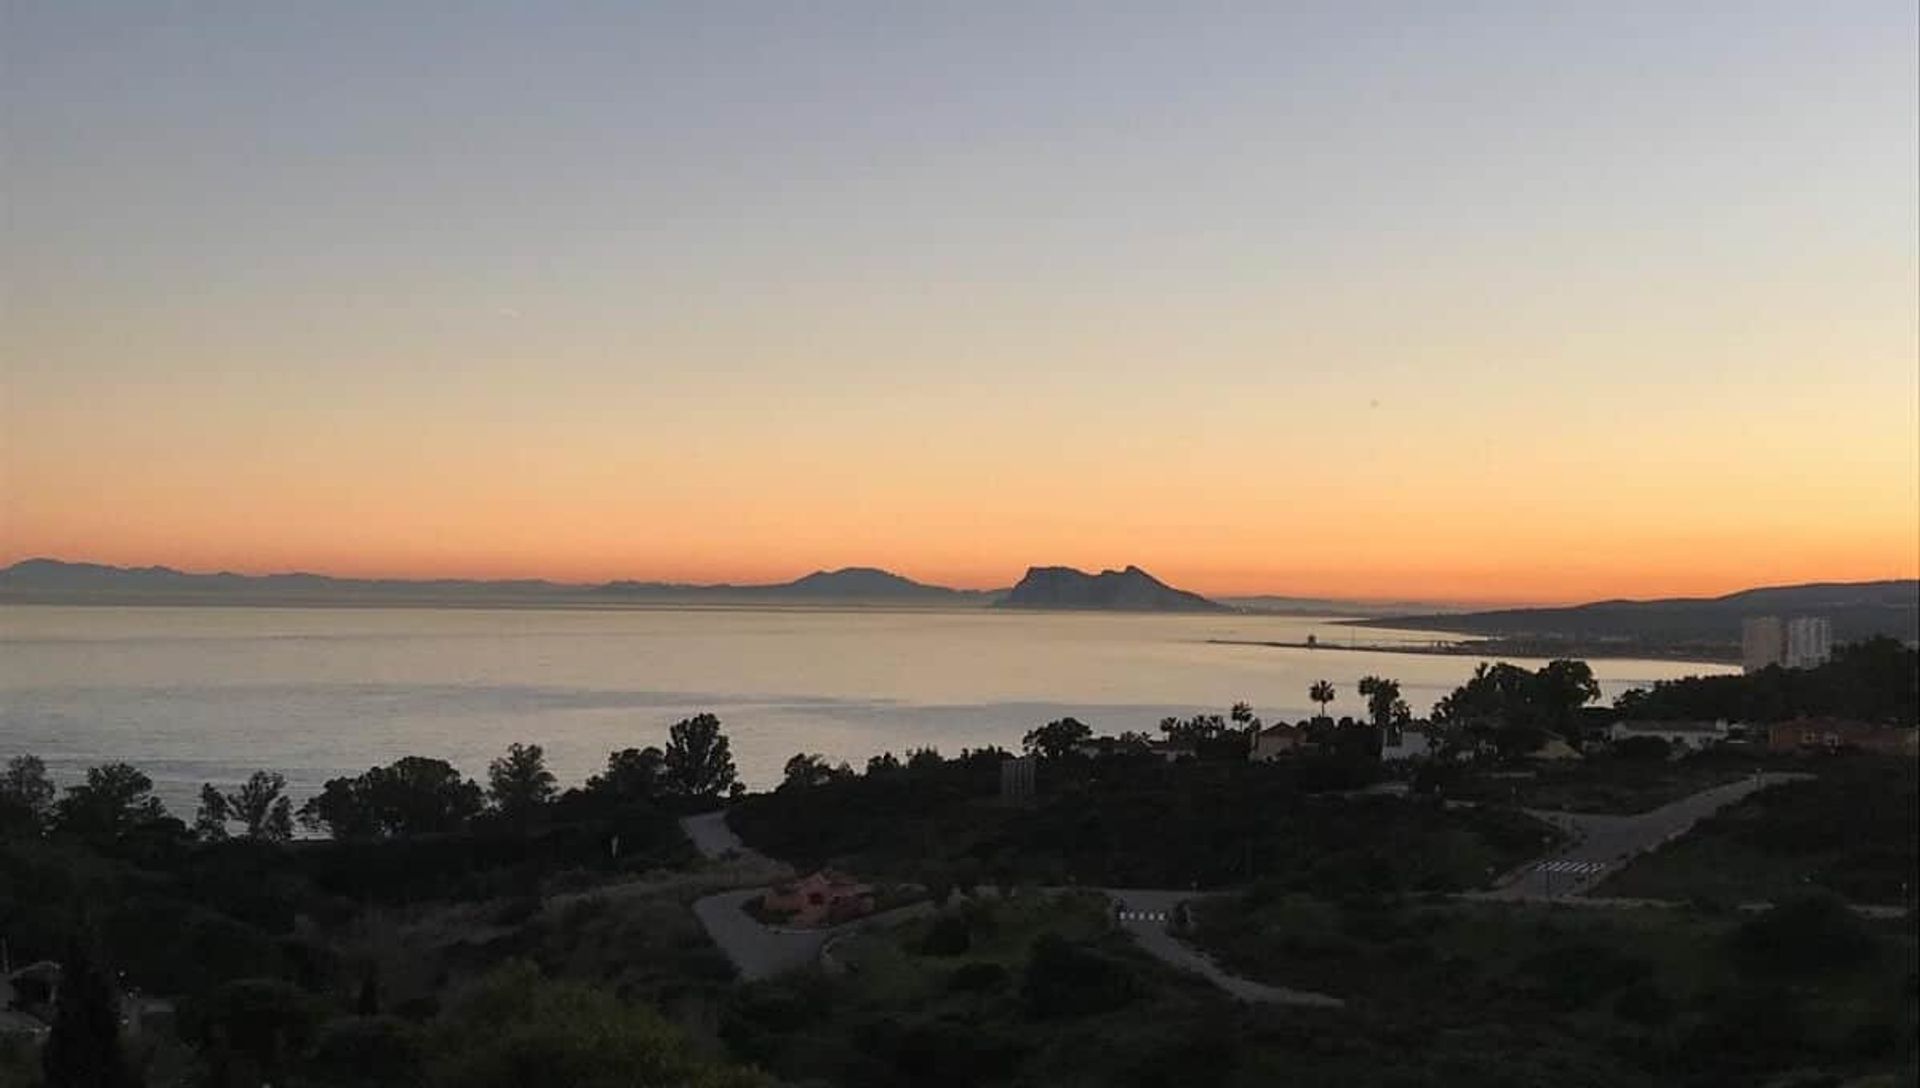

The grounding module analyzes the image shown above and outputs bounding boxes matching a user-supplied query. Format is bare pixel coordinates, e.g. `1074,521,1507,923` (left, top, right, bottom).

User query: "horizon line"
5,554,1915,612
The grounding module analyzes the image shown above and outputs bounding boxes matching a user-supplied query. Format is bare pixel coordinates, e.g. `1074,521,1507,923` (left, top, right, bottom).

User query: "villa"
1248,723,1307,761
761,870,876,928
1608,719,1734,752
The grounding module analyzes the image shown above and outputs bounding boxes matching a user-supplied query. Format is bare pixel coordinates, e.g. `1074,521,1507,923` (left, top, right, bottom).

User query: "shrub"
1021,935,1137,1019
1728,892,1877,978
917,914,971,957
1611,736,1674,761
947,962,1009,994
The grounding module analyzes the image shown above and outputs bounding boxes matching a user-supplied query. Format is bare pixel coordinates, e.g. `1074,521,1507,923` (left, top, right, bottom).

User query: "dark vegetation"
1193,890,1918,1087
731,746,1556,892
0,719,745,1088
1614,636,1919,724
720,893,1256,1088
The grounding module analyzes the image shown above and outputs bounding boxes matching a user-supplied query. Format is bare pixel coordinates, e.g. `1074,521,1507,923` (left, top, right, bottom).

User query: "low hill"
1356,580,1920,647
1221,594,1471,617
996,565,1227,612
0,558,989,606
0,558,571,598
597,566,974,601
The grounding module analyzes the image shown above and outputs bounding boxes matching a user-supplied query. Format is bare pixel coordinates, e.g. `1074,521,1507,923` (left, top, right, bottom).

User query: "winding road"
681,773,1813,1003
1485,772,1809,901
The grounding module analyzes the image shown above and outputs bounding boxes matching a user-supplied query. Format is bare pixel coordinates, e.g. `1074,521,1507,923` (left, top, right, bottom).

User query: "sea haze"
0,605,1733,815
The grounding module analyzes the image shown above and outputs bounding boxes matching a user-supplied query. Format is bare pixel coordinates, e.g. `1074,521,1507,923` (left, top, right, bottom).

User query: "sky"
3,2,1916,604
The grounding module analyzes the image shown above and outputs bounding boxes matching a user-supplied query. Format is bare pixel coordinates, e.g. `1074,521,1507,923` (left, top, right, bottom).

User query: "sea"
0,605,1734,815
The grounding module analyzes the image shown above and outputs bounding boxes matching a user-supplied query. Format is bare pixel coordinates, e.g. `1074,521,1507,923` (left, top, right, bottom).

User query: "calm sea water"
0,606,1732,814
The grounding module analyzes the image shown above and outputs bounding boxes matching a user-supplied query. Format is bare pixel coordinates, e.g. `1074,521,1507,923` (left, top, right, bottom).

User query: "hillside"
598,566,975,601
0,559,988,606
1356,580,1920,647
996,565,1227,612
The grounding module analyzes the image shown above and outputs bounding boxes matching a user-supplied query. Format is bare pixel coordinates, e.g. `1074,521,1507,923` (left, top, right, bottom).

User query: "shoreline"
1207,637,1739,667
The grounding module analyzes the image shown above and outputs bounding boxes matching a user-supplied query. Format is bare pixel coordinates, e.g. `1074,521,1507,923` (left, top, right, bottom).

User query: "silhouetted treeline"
1614,637,1918,724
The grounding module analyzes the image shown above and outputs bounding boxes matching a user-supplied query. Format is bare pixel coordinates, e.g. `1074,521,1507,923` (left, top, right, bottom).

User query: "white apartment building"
1783,616,1833,669
1742,615,1832,672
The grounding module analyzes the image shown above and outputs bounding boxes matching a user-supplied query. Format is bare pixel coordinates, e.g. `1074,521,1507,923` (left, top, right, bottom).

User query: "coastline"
1207,637,1740,667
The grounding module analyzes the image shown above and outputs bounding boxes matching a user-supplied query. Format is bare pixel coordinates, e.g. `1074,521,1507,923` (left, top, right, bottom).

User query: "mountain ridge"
1354,579,1920,646
0,558,983,604
996,564,1228,613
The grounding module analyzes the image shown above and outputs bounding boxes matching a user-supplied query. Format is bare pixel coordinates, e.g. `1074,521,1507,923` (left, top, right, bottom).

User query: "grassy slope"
1191,892,1919,1086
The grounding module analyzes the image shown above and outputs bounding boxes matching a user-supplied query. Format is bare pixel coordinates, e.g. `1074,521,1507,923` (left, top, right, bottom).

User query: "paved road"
691,889,834,980
1488,772,1809,901
1102,888,1344,1007
680,809,752,860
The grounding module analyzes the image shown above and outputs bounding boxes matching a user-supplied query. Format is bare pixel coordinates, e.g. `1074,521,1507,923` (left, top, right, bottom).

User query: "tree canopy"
585,746,666,804
197,771,296,842
52,762,168,837
1614,637,1918,724
487,742,558,820
0,754,55,836
298,757,484,839
663,714,738,800
1021,718,1093,761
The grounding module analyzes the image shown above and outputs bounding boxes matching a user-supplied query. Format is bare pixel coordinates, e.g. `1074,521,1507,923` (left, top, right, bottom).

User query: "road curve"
1489,772,1810,901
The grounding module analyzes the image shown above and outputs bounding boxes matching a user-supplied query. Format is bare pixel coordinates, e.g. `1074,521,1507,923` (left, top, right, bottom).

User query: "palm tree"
1309,680,1336,722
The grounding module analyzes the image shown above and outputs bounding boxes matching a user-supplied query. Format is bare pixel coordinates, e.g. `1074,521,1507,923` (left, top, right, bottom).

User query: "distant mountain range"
1357,580,1920,646
0,558,1227,612
0,559,994,605
17,559,1901,637
996,565,1227,613
598,567,991,602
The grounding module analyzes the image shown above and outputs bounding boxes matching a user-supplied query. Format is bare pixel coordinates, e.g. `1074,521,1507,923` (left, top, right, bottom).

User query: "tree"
1431,660,1593,760
299,776,381,839
1308,680,1336,722
196,771,294,842
228,771,295,841
194,784,232,842
1,754,56,836
866,751,902,776
372,756,483,835
781,753,835,789
298,757,483,839
1535,659,1601,731
1356,676,1402,731
487,742,557,820
41,939,136,1088
1229,702,1262,730
52,762,167,837
587,746,665,804
663,714,737,799
1021,718,1092,761
1158,714,1229,746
